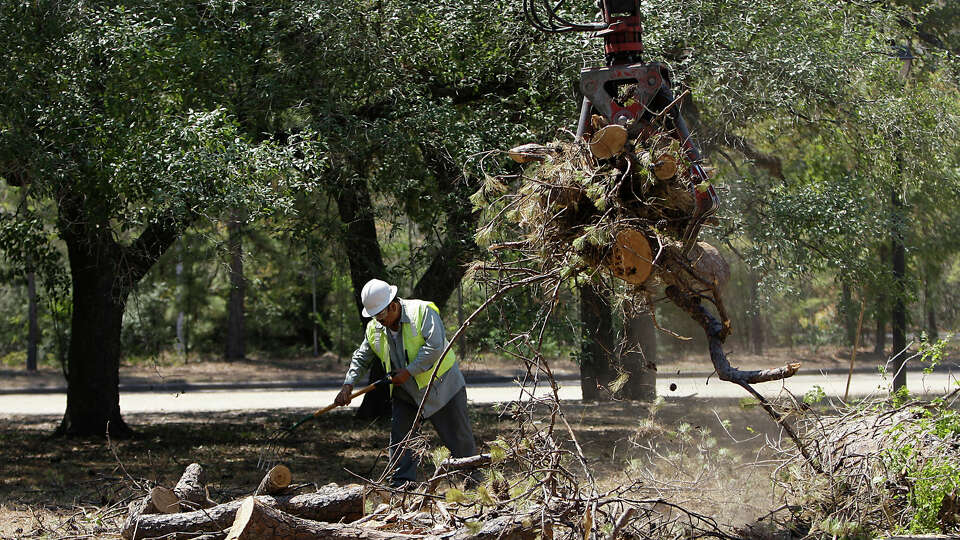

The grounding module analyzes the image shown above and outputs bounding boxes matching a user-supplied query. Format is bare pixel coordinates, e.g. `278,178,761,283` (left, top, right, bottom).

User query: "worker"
334,278,477,487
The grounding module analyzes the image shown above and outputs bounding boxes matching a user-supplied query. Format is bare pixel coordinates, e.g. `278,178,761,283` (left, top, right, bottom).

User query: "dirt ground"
0,396,786,539
0,344,952,538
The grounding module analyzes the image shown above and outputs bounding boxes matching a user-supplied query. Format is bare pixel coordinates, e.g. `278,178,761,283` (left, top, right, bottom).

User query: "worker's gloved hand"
390,368,412,385
334,384,354,406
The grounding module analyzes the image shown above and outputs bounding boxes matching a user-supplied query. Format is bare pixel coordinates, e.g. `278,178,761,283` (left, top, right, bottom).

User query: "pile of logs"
120,462,535,540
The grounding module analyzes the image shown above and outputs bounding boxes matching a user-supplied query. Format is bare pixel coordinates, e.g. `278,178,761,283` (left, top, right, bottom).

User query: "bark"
874,244,889,355
335,179,387,319
412,146,480,311
56,226,130,436
619,305,656,401
26,267,38,372
54,185,184,436
122,485,364,540
175,463,217,509
841,281,857,347
924,270,939,341
446,514,538,540
579,282,614,401
335,179,391,420
891,188,907,392
227,496,414,540
424,454,492,494
748,270,764,355
225,214,246,361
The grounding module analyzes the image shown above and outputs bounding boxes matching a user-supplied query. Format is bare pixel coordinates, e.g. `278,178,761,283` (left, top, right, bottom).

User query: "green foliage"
882,406,960,533
803,385,826,406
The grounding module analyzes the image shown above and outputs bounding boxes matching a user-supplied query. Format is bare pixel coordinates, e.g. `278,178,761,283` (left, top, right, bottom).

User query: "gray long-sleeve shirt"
344,298,466,419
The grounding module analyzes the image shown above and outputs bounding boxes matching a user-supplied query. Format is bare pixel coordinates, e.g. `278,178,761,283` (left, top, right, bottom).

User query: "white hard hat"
361,279,398,317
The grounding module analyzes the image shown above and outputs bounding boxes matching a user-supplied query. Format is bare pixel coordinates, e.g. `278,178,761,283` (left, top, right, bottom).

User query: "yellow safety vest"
365,299,456,390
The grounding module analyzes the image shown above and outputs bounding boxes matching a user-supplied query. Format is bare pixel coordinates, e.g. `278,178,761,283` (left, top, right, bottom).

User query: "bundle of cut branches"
483,132,717,291
773,395,960,537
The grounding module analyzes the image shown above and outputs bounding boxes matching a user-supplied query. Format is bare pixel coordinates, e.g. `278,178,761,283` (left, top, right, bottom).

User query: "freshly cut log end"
152,486,180,514
257,464,292,495
607,229,653,284
652,153,678,180
588,125,628,159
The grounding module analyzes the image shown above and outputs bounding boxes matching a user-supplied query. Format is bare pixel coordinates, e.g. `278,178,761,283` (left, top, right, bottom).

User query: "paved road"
1,369,957,416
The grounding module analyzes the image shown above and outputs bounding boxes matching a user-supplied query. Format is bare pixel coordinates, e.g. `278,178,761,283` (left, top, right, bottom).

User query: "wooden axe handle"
311,380,381,419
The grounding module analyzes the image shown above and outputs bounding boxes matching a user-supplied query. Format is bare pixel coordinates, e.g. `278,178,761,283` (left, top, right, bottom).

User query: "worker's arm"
404,307,448,377
336,340,375,405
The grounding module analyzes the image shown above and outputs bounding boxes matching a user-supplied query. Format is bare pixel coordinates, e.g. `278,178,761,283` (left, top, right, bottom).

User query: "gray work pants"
389,387,476,485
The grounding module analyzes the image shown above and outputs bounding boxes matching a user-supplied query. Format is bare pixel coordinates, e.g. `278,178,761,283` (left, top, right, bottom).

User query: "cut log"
607,229,653,285
589,125,628,159
256,464,292,495
175,463,217,509
226,496,423,539
120,486,180,540
122,484,364,540
652,153,677,180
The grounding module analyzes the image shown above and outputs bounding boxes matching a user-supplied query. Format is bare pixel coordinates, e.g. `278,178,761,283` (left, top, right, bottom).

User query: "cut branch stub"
256,464,292,495
652,153,678,180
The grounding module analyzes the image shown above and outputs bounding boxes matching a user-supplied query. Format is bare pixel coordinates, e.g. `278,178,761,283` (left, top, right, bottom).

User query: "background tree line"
0,0,957,435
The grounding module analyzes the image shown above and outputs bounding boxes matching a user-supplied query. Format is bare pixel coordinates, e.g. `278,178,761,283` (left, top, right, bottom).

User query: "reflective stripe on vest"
365,299,456,390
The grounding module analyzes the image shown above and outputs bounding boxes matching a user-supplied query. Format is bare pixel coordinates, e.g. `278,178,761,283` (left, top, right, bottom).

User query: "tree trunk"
175,463,217,509
923,269,939,341
336,180,388,317
619,307,657,401
336,179,391,420
412,145,480,312
840,281,857,347
175,239,187,358
26,266,38,372
56,235,131,437
891,188,907,392
579,282,613,401
225,214,245,361
54,186,184,436
874,244,888,355
227,496,406,540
